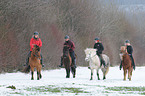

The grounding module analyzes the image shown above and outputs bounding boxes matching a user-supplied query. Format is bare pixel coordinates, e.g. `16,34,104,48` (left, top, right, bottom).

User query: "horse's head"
63,45,70,58
84,48,97,61
32,45,41,58
120,46,126,54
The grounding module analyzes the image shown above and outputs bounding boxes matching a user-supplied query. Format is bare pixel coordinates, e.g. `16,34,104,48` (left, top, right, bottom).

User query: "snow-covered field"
0,66,145,96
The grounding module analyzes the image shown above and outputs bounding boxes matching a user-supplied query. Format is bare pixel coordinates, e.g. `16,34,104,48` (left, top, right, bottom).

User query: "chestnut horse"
24,45,42,80
63,45,76,78
120,46,133,81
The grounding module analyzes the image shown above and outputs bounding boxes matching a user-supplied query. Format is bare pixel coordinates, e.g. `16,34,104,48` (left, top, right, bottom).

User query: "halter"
86,52,96,60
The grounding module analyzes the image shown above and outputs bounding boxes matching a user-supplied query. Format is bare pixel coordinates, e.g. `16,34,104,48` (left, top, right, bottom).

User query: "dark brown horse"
120,46,133,81
63,45,76,78
24,45,42,80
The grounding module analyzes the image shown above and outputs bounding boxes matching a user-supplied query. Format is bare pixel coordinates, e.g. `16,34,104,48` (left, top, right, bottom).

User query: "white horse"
84,48,110,80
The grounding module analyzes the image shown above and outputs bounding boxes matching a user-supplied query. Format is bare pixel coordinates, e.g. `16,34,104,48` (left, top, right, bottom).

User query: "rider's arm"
39,38,42,47
30,38,34,49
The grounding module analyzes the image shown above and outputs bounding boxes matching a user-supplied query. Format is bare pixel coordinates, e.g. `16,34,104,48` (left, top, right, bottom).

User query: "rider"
25,32,44,67
120,40,135,70
94,37,106,67
59,35,77,68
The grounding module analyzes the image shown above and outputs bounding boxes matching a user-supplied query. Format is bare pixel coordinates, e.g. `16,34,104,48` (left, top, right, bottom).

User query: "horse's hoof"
98,78,100,80
103,77,106,80
90,78,92,80
40,74,42,79
31,78,34,80
73,76,75,78
66,76,70,78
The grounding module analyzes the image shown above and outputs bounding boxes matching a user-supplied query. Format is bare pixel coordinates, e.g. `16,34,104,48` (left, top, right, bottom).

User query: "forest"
0,0,145,72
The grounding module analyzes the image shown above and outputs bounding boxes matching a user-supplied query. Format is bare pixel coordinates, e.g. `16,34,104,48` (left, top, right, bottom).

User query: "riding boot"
58,57,63,68
119,61,122,70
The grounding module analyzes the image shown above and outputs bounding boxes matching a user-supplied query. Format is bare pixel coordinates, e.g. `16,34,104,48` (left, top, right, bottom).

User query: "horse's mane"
84,48,96,55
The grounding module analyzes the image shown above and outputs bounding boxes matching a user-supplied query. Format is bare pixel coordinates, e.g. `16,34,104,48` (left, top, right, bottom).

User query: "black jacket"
126,45,133,54
94,42,104,54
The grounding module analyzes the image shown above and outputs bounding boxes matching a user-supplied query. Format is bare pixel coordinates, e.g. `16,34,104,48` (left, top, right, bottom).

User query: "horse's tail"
23,65,30,73
105,57,110,76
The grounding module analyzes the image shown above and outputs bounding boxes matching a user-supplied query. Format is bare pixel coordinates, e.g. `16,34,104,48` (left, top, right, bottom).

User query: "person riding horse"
94,37,106,67
24,32,44,67
59,35,77,68
120,40,135,70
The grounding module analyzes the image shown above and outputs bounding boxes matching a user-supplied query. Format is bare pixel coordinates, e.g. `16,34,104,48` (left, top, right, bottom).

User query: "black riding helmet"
34,32,39,35
64,35,69,39
125,40,130,43
94,37,99,41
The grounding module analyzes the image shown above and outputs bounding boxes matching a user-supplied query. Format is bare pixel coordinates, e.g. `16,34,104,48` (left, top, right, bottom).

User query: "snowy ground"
0,66,145,96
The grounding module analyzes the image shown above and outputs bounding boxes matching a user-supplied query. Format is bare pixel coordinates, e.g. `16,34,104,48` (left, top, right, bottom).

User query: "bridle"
32,49,41,60
86,52,96,60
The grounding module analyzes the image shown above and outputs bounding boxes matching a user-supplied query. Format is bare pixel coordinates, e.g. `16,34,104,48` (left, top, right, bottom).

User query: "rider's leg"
100,54,106,67
119,61,122,70
25,51,31,66
70,51,77,68
130,55,135,70
97,51,105,67
40,53,44,67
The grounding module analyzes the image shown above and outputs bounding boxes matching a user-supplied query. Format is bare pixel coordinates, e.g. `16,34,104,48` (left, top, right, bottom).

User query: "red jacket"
30,38,42,51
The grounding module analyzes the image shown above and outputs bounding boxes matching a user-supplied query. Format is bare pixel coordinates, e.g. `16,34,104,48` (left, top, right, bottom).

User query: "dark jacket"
126,45,133,55
94,42,104,54
64,40,75,52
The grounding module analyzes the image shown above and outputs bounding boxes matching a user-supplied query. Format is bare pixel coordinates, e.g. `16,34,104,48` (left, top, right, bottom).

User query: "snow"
0,66,145,96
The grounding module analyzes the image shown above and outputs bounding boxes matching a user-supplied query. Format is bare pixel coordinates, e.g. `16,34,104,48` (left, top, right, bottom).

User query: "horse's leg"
31,68,34,80
37,71,40,80
66,68,70,78
71,67,76,78
39,69,42,79
90,69,94,80
103,71,106,80
128,69,131,81
37,67,42,80
123,69,127,81
97,69,100,80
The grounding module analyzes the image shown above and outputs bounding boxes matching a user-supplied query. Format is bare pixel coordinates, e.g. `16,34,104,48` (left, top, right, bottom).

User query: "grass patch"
25,85,89,94
106,86,145,95
62,87,89,93
6,85,16,89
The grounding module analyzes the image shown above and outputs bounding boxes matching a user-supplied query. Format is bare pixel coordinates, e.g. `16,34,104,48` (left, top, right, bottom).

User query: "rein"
32,51,41,60
88,53,96,59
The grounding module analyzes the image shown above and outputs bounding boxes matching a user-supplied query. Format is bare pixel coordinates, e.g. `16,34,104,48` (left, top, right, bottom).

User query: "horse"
62,45,76,78
24,45,42,80
120,46,133,81
84,48,110,80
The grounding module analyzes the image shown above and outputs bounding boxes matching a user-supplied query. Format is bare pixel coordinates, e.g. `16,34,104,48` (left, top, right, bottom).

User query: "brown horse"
62,45,76,78
24,45,42,80
120,46,133,81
